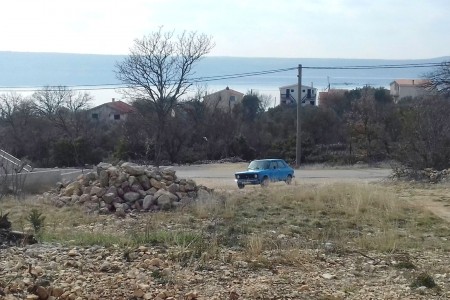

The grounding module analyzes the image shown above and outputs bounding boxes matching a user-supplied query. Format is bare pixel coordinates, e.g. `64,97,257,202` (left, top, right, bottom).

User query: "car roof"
252,159,284,162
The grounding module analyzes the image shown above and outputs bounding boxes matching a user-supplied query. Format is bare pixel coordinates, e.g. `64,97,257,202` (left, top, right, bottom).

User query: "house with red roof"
88,98,136,122
389,79,432,102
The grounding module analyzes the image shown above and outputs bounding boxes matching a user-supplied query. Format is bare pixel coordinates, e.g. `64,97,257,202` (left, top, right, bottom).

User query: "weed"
411,272,437,289
26,209,45,233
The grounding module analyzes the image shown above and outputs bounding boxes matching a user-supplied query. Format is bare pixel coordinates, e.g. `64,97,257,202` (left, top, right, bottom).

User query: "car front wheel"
237,183,245,189
286,175,293,185
261,177,269,187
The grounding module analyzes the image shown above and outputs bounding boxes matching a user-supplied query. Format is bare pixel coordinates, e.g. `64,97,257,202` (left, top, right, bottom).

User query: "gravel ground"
1,164,449,300
1,240,449,300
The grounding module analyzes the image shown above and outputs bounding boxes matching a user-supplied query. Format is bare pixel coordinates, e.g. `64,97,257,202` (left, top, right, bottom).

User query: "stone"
123,192,140,202
196,189,210,201
142,195,154,210
322,273,336,279
167,183,179,194
157,195,172,210
51,288,64,297
99,170,109,187
64,181,81,196
102,193,116,204
150,178,162,189
35,285,48,300
96,162,113,175
79,194,90,204
90,186,105,197
138,175,151,190
298,285,309,292
121,162,145,176
115,208,126,218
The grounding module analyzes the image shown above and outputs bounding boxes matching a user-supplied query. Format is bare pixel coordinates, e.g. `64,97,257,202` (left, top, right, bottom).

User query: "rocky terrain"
1,163,449,300
0,222,449,300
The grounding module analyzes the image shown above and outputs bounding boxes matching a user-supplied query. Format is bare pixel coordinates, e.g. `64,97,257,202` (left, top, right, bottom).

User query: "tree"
394,96,450,170
240,92,264,122
32,86,92,166
115,27,214,165
425,61,450,97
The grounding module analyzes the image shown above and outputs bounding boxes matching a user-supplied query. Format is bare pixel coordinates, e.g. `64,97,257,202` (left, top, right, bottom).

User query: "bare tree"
32,86,91,137
425,61,450,97
0,93,35,156
32,86,92,165
115,27,214,165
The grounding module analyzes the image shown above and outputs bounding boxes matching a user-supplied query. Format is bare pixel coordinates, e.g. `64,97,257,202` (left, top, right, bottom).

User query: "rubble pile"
40,162,211,216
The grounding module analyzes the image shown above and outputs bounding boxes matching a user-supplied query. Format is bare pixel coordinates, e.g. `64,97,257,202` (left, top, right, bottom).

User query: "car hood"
235,169,266,175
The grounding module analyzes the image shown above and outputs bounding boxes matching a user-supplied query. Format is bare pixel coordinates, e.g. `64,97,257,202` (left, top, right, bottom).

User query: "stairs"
0,149,32,174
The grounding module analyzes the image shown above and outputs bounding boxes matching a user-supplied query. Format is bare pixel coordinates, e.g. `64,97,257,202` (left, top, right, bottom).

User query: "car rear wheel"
237,183,245,189
286,175,293,185
261,177,269,187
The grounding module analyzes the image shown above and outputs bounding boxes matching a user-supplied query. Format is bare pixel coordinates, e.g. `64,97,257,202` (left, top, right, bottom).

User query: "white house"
203,86,244,112
279,84,317,106
390,79,431,102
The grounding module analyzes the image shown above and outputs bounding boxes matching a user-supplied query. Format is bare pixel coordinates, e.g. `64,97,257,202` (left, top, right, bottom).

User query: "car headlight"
236,175,240,179
254,174,258,178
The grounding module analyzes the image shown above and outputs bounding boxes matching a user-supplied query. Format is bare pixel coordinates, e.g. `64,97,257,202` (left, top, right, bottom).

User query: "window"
302,89,306,92
91,113,99,119
277,160,286,168
291,89,294,92
114,114,120,120
229,96,236,102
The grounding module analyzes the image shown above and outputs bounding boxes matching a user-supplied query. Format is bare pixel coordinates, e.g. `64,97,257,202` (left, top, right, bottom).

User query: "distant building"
88,99,136,122
203,87,244,112
279,84,317,106
390,79,431,102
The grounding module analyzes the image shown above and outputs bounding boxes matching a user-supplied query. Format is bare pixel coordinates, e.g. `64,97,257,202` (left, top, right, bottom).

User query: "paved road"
170,163,392,189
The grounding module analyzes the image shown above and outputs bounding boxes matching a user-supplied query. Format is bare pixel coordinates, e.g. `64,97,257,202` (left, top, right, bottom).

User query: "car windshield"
248,160,270,170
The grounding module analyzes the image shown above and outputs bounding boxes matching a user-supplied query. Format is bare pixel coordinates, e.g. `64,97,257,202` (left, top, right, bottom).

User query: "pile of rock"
391,166,450,183
40,162,211,216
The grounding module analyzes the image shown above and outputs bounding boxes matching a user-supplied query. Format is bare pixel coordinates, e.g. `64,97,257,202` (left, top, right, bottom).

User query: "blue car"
235,159,295,189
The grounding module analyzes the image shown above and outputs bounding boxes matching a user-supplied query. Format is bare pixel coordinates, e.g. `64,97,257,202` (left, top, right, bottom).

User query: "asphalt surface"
170,163,392,189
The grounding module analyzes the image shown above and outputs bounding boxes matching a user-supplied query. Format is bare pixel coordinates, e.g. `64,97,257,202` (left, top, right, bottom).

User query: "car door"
269,161,279,181
277,160,289,180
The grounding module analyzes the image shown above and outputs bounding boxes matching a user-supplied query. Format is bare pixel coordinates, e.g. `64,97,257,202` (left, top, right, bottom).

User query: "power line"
0,62,444,92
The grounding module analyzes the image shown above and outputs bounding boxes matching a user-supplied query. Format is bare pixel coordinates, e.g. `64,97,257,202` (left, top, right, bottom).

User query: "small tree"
425,61,450,98
116,27,214,165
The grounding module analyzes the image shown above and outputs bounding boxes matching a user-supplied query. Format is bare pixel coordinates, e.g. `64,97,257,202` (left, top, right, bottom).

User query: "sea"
0,52,448,107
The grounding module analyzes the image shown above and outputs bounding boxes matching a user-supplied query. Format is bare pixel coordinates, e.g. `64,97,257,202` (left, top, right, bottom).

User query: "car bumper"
235,179,260,185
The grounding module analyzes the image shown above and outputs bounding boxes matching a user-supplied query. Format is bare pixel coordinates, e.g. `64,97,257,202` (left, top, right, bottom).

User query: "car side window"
270,162,277,169
277,161,285,168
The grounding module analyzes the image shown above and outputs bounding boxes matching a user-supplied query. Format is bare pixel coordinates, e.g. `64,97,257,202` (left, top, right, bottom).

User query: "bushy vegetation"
0,86,449,171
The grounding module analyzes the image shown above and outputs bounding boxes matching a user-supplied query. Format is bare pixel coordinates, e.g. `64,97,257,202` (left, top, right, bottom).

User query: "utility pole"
296,64,302,168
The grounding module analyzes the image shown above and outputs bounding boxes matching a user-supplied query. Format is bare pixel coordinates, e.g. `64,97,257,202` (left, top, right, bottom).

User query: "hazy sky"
1,0,449,59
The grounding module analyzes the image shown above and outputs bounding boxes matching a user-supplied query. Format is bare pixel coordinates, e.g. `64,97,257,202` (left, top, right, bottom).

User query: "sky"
0,0,449,59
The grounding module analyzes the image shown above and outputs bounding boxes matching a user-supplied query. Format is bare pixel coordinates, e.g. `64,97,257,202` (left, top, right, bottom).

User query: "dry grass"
1,182,449,267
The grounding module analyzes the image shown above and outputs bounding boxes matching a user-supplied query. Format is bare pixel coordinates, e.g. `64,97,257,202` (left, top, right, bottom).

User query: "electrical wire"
0,62,445,92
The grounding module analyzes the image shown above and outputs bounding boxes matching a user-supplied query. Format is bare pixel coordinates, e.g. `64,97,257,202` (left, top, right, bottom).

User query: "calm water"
0,52,447,106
